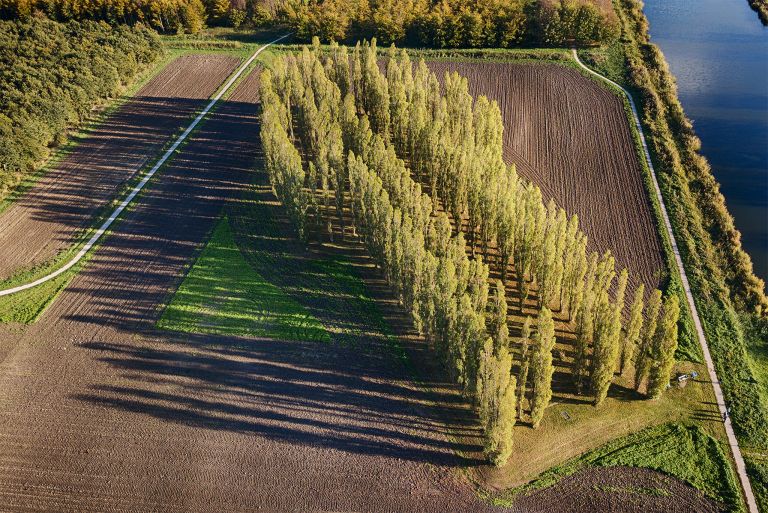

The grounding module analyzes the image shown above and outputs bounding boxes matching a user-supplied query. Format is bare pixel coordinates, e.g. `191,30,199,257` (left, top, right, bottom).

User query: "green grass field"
158,216,328,342
494,422,744,511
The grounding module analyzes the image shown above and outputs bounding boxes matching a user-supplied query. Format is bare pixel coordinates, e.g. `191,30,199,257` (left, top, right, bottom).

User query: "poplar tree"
621,284,645,375
611,269,629,370
536,200,559,308
490,280,509,353
516,316,532,419
560,214,581,313
589,296,612,405
478,338,517,466
647,295,680,399
530,307,555,428
496,169,519,285
635,289,662,391
572,253,598,393
591,269,627,406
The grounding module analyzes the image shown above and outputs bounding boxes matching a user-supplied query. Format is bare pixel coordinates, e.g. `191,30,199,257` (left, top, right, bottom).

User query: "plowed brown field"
428,62,666,293
0,54,239,281
514,466,720,513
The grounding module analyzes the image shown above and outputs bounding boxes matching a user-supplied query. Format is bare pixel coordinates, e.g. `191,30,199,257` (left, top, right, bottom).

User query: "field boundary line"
571,48,757,513
0,34,289,299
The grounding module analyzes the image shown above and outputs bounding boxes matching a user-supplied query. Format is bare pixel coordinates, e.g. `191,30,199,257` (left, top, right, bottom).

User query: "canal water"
643,0,768,282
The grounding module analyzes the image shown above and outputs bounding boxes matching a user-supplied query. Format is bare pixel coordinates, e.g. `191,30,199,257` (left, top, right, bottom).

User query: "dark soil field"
0,59,714,512
427,62,666,294
515,466,722,513
0,54,239,281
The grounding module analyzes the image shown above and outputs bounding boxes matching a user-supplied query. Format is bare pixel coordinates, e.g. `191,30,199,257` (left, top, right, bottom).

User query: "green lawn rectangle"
158,216,329,342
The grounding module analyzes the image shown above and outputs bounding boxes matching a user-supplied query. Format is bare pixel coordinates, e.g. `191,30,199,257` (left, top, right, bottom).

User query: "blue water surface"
643,0,768,281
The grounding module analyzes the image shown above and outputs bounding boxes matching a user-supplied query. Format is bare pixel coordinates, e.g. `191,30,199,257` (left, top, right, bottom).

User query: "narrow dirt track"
427,62,666,294
0,69,502,513
0,54,239,281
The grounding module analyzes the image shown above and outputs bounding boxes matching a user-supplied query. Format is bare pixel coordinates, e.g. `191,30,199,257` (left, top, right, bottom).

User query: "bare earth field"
0,61,717,512
427,62,666,294
0,54,239,281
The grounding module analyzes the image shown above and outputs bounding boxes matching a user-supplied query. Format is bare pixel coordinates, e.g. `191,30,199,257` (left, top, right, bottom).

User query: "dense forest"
0,0,209,33
0,0,618,45
260,40,680,466
281,0,619,47
0,18,162,200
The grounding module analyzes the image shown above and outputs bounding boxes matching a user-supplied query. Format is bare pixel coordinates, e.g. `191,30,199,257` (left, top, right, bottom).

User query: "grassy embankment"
578,0,767,506
0,45,259,324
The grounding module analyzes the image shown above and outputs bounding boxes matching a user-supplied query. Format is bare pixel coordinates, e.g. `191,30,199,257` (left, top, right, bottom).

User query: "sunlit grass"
158,217,329,342
492,422,744,511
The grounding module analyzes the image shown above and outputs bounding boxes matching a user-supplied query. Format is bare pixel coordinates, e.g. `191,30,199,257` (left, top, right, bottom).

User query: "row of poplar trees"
260,38,681,467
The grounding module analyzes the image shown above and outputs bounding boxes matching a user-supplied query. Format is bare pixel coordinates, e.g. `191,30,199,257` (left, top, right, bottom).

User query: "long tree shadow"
74,333,484,466
0,96,213,281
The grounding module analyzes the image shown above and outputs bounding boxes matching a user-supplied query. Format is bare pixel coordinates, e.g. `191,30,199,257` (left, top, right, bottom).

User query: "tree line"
1,0,618,43
260,39,680,467
0,18,162,201
1,0,207,33
281,0,619,48
0,0,281,32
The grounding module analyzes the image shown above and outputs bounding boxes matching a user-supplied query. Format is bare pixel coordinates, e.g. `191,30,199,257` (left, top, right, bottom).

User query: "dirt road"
0,54,239,281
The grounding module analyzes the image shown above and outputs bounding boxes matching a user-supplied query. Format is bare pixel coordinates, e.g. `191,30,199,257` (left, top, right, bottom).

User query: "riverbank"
580,0,767,508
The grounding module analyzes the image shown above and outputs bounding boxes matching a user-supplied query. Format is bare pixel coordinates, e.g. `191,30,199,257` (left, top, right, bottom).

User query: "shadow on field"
65,90,487,469
75,332,484,466
61,96,262,331
0,96,210,280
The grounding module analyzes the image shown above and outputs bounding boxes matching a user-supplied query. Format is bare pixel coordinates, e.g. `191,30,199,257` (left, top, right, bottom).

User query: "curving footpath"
0,34,290,299
572,48,758,513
